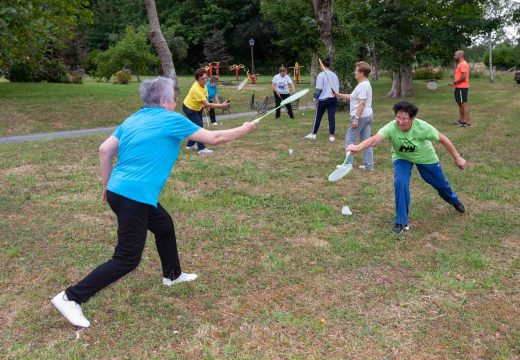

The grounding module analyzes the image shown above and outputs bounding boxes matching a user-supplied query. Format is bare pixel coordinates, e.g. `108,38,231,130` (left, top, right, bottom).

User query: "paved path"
0,110,260,144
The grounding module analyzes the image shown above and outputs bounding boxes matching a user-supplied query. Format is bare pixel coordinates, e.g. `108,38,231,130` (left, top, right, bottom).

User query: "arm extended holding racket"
188,122,257,146
438,133,466,170
346,134,385,153
202,99,229,110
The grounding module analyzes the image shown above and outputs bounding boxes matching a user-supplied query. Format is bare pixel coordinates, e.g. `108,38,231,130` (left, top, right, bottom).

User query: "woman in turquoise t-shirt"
51,77,257,329
346,101,466,234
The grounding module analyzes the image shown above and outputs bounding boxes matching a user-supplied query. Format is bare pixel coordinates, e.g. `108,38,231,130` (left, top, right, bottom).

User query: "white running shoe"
358,165,374,171
51,291,90,328
329,135,336,142
163,272,198,287
186,144,197,150
210,122,219,126
304,133,317,140
198,148,214,154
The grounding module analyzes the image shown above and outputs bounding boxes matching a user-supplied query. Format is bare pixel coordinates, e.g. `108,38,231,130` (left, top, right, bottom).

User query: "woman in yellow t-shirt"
183,68,230,154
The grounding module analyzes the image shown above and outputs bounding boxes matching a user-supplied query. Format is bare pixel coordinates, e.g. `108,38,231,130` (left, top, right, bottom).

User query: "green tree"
203,29,233,65
349,0,495,97
0,0,92,77
483,42,520,69
94,26,159,81
261,0,320,82
85,0,146,50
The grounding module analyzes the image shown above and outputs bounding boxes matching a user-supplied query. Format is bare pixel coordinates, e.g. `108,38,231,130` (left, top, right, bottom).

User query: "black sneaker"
459,122,471,128
393,223,409,234
453,201,465,213
453,119,463,125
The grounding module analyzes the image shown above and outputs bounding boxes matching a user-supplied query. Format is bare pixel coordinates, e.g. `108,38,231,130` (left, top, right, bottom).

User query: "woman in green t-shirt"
346,101,466,234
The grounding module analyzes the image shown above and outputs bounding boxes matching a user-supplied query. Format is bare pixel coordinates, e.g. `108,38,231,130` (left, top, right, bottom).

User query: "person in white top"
272,66,296,119
304,57,340,142
335,61,374,169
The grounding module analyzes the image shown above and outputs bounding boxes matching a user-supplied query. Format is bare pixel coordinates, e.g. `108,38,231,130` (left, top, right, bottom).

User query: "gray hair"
140,77,175,107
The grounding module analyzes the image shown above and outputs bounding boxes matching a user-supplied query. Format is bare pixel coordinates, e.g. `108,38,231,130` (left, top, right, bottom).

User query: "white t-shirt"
316,70,339,100
272,74,293,94
350,80,373,117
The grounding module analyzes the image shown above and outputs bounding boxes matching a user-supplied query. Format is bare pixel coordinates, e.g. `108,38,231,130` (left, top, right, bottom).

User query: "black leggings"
65,191,182,304
274,92,294,118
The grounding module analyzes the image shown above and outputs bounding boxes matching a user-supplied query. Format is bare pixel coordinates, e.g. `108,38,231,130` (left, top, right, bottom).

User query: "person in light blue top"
51,77,257,329
205,76,221,125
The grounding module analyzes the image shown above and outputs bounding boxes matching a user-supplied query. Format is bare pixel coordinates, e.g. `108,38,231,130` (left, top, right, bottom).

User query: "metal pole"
250,45,255,75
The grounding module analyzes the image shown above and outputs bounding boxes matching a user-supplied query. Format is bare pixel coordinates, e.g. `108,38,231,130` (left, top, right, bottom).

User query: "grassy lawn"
0,75,313,137
1,75,519,358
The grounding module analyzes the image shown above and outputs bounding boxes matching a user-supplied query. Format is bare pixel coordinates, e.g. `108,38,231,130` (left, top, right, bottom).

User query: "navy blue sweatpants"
393,159,462,225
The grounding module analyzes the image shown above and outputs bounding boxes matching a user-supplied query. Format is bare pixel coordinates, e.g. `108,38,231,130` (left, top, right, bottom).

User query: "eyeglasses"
395,115,411,122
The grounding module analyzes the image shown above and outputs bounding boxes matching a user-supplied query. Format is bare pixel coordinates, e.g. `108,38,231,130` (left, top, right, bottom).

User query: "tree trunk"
144,0,179,96
488,32,495,83
312,0,335,59
367,44,379,81
386,64,413,98
310,50,318,87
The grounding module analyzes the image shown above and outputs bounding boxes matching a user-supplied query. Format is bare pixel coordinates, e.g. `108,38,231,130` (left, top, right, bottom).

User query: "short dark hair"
210,76,218,84
321,56,332,68
195,68,207,80
393,101,418,118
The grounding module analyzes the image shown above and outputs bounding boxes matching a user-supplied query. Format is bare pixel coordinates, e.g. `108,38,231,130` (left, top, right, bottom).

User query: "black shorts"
454,88,468,104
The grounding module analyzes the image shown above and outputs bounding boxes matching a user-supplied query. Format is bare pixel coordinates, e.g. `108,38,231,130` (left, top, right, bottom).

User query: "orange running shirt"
454,60,469,88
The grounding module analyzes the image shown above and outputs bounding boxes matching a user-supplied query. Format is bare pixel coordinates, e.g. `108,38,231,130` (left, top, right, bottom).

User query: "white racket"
426,80,449,90
252,88,309,123
237,78,248,90
328,151,353,182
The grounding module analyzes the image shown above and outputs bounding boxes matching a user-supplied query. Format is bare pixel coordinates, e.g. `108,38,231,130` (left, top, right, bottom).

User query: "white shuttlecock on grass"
341,206,352,216
289,149,294,155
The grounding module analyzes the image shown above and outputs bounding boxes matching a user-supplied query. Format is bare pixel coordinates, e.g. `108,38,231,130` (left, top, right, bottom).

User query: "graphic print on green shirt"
377,118,440,164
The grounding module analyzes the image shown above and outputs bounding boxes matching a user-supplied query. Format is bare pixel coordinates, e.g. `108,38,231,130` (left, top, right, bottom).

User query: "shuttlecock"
341,206,352,216
289,149,294,155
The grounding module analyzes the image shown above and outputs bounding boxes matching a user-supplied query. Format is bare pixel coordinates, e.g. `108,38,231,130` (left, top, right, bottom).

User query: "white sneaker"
304,133,316,140
163,272,198,286
210,122,219,126
51,291,90,328
197,148,214,154
329,135,336,142
358,165,374,171
186,144,197,150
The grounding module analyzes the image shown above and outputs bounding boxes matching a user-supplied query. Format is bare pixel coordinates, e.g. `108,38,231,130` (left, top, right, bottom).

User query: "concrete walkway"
0,110,259,144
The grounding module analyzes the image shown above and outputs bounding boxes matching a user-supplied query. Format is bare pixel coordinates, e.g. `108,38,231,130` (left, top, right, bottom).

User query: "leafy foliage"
483,42,520,69
94,26,159,81
203,29,233,65
0,0,92,76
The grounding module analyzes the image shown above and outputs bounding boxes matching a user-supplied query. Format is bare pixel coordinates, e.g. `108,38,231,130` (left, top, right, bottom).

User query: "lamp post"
249,38,255,75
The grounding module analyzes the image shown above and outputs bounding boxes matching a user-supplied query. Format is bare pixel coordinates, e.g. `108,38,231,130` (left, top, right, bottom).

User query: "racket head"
328,164,353,182
426,80,438,90
280,88,309,106
237,78,248,90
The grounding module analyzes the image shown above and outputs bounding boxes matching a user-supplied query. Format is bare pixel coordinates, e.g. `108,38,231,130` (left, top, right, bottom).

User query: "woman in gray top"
335,61,374,170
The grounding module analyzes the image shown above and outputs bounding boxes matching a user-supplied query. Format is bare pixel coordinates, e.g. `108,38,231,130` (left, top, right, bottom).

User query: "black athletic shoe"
459,122,471,128
453,119,463,125
393,223,409,234
453,202,465,213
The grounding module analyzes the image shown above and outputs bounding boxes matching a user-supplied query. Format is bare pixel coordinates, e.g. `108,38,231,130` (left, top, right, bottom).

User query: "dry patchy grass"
1,77,519,359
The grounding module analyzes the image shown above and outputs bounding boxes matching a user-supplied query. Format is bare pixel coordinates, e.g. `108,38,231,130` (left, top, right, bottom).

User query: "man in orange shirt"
451,50,471,128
